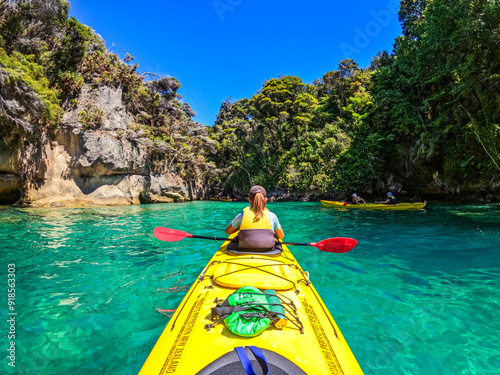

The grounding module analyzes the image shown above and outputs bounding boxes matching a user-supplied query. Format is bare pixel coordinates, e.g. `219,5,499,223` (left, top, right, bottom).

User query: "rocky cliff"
0,79,206,207
0,1,218,207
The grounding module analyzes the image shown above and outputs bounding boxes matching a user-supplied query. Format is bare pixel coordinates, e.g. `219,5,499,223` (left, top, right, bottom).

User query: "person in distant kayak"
377,192,397,204
351,193,366,204
226,185,284,249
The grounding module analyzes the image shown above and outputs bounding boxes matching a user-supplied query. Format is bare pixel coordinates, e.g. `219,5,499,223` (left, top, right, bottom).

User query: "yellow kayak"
321,200,426,210
140,237,364,374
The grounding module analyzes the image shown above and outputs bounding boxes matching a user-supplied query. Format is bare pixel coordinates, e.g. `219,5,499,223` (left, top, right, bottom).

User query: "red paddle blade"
154,227,193,242
311,238,358,253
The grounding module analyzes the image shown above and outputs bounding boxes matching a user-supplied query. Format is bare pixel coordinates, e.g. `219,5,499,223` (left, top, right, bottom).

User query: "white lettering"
213,0,234,22
340,42,362,57
370,9,391,27
353,27,370,48
387,0,400,14
365,21,381,38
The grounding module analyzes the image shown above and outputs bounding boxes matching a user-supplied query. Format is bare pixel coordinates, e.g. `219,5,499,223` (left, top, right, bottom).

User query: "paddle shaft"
191,234,233,241
191,234,312,247
284,241,314,246
153,227,357,253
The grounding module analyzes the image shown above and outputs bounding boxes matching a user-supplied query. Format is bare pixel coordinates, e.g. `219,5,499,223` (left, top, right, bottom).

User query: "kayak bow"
140,236,364,375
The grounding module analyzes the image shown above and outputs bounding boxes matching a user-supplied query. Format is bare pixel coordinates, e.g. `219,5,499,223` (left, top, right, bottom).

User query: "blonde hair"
251,192,267,221
249,185,268,221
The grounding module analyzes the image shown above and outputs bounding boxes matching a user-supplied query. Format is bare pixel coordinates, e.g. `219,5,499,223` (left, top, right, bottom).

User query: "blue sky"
69,0,402,126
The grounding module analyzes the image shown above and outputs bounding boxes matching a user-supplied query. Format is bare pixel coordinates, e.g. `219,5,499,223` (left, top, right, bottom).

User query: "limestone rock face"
62,85,132,132
140,175,189,203
0,83,203,206
0,146,19,175
63,131,149,177
0,66,39,204
0,69,47,134
0,174,20,203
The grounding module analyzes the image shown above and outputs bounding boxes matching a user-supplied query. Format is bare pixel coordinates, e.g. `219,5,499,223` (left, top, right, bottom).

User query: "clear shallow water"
1,202,499,375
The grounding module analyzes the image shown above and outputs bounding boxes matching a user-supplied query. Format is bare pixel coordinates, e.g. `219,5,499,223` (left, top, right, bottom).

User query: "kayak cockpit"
195,346,308,375
223,237,283,256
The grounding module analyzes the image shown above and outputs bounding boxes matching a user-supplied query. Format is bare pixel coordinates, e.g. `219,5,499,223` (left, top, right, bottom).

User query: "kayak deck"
321,200,426,210
140,240,363,375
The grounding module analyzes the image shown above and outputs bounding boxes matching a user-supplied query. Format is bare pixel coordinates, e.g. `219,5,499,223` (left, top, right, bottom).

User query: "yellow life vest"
238,207,275,250
240,206,272,230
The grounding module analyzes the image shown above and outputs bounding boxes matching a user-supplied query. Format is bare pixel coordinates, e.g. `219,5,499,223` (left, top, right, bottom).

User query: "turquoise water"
1,202,499,375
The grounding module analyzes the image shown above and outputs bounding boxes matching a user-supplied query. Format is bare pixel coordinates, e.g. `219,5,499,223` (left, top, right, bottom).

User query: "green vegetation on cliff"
210,65,381,193
0,0,215,183
210,0,500,196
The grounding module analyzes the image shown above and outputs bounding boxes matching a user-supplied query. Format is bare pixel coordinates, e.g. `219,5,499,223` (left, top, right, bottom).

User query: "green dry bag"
223,286,271,337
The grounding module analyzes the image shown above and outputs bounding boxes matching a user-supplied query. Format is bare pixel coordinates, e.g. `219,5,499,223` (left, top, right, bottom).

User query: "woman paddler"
225,185,284,250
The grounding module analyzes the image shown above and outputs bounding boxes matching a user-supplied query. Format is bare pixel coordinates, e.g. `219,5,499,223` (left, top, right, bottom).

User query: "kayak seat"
226,239,283,256
195,346,308,375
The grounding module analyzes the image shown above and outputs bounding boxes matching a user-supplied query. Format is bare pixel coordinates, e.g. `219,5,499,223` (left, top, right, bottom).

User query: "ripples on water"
1,202,499,374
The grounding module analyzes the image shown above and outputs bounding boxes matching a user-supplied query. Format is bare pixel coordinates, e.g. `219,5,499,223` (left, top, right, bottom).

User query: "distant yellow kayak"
321,200,426,210
140,237,364,374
